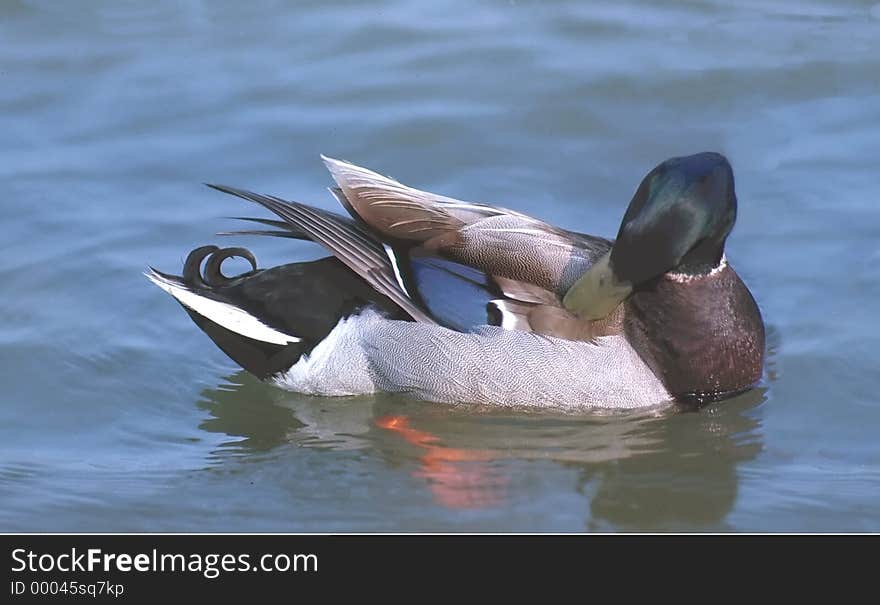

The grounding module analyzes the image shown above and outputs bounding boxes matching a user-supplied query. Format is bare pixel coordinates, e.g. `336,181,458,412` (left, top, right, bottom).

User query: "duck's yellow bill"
562,253,633,320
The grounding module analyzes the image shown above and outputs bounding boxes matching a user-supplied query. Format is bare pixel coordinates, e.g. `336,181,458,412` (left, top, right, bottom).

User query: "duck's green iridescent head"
564,152,738,320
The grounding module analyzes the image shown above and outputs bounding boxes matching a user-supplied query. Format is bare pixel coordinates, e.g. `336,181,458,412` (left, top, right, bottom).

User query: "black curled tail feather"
183,245,218,288
183,245,260,288
204,247,257,286
152,247,409,381
153,245,309,379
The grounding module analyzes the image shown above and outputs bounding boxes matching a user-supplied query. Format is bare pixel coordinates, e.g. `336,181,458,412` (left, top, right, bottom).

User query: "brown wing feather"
320,156,626,340
321,156,610,296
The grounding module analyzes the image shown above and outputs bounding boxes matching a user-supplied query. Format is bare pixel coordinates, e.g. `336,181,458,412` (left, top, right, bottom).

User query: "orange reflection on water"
376,415,507,510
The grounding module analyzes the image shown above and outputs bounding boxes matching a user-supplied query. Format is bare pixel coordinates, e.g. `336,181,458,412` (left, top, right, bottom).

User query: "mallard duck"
147,152,764,409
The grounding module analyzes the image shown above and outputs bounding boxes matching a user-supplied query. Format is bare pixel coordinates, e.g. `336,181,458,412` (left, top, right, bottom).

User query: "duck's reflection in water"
580,390,765,530
372,390,764,519
198,371,765,525
376,414,507,509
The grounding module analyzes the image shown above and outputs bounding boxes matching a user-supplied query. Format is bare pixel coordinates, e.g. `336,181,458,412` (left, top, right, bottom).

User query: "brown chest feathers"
623,264,765,403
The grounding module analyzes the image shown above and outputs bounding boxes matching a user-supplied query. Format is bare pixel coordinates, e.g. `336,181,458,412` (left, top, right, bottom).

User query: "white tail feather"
145,270,301,346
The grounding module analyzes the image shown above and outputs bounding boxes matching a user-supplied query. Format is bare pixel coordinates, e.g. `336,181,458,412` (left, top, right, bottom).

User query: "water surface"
2,0,879,531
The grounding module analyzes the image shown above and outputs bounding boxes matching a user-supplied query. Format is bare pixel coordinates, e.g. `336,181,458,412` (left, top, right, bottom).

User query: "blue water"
1,0,879,531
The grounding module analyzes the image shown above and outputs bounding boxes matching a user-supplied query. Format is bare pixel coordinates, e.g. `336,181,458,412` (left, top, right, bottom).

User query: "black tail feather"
183,308,306,380
205,183,435,324
218,216,313,241
151,247,410,380
204,247,257,286
217,229,305,239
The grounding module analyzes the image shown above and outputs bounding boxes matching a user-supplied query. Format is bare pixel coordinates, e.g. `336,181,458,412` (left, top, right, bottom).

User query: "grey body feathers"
275,309,671,409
